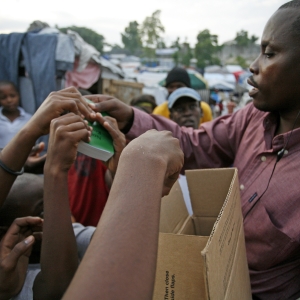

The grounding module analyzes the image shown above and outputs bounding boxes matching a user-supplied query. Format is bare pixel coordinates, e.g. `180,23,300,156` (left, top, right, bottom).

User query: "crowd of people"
0,1,300,299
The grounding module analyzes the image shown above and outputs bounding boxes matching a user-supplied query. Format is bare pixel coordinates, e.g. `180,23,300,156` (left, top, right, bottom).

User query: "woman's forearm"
63,152,167,300
33,170,78,300
0,123,40,206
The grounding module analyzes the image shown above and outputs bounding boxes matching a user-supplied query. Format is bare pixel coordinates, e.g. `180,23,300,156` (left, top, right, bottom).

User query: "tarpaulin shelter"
0,26,125,115
0,25,126,150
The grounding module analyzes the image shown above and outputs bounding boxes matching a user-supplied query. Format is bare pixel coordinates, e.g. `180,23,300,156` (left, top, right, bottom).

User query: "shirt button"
284,150,288,155
240,184,245,190
261,156,266,162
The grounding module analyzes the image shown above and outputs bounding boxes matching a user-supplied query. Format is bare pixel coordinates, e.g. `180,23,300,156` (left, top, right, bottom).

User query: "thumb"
162,171,181,197
35,142,45,155
4,236,35,270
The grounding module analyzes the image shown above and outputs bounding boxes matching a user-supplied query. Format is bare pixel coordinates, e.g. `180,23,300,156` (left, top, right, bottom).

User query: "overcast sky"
0,0,288,49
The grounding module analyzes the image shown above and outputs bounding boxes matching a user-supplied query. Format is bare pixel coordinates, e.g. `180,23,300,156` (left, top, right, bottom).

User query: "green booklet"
77,112,114,161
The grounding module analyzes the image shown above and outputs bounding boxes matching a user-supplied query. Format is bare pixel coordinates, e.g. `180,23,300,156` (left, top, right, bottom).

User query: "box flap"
200,168,251,299
186,168,235,218
154,168,251,300
159,180,190,234
186,168,236,236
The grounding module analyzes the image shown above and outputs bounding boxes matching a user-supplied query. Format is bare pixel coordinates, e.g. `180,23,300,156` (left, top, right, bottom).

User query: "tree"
234,56,248,69
58,26,105,53
234,30,259,47
170,37,181,49
194,29,221,69
156,38,166,49
171,37,181,65
181,42,193,67
171,38,193,67
121,21,143,56
140,10,165,58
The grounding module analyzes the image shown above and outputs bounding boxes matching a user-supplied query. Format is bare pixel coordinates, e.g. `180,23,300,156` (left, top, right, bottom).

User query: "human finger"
162,171,181,197
84,94,115,104
94,114,126,149
28,154,47,162
30,142,45,156
32,232,43,241
50,114,92,143
49,87,95,118
2,235,35,270
5,217,43,237
42,94,95,121
50,113,91,132
85,95,133,130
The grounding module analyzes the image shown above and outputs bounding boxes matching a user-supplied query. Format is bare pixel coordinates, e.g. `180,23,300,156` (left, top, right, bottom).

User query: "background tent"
207,79,235,92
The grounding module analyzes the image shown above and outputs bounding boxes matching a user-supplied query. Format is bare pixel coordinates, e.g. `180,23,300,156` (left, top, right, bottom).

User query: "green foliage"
170,37,181,49
157,38,166,49
171,38,181,65
181,43,193,67
142,47,156,59
58,26,105,53
234,56,248,68
171,38,193,67
194,29,221,69
140,10,165,48
121,21,143,55
234,30,259,47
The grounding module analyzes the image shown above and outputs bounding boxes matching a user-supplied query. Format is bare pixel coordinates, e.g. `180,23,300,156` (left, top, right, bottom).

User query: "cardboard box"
153,168,252,300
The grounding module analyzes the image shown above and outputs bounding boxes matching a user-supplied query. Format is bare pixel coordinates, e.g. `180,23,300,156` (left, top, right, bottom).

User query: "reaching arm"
32,113,91,300
87,95,260,172
0,87,96,208
63,130,184,300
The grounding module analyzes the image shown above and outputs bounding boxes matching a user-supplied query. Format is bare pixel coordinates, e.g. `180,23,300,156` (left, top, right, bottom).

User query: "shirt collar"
263,111,300,152
0,106,26,117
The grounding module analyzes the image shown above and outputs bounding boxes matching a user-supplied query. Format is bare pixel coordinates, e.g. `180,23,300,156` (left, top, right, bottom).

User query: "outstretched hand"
122,130,184,196
0,217,43,299
28,87,96,138
93,113,126,175
45,113,92,174
85,94,134,131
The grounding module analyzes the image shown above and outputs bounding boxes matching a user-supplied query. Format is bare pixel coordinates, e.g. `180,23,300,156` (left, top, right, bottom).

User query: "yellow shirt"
152,101,213,125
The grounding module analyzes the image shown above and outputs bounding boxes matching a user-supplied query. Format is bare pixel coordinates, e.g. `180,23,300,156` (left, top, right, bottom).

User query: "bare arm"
0,87,95,208
63,130,184,300
32,113,91,300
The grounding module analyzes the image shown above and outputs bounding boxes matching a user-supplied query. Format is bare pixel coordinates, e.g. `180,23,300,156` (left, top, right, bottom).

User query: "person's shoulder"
200,101,213,123
72,223,96,240
152,101,169,117
72,223,96,261
200,101,210,110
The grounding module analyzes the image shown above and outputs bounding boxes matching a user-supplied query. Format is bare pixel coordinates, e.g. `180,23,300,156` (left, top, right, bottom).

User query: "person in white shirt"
0,81,32,149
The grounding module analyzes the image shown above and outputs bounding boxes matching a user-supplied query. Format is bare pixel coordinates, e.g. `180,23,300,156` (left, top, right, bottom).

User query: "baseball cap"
168,87,201,109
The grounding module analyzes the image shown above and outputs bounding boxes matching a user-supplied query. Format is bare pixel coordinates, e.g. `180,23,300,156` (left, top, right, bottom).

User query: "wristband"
0,160,24,176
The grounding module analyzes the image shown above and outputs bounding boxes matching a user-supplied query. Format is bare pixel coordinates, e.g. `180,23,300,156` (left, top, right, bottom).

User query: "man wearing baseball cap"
153,67,212,126
168,87,202,129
